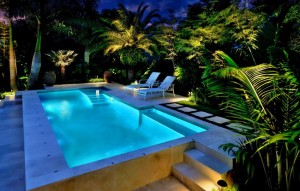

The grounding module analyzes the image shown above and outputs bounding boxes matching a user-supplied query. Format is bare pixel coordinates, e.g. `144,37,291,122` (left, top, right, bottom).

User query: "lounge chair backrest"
145,72,160,85
158,76,175,90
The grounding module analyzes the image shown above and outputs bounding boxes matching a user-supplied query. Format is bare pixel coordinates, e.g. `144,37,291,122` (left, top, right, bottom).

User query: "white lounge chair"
124,72,160,93
136,76,176,100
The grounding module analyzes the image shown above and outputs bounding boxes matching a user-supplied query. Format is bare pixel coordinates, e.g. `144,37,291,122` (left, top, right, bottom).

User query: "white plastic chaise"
136,76,176,100
124,72,161,93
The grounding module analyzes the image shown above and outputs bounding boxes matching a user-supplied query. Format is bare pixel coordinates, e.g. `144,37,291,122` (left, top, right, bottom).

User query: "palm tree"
203,50,300,190
27,17,41,89
99,2,161,81
0,0,18,91
46,50,78,82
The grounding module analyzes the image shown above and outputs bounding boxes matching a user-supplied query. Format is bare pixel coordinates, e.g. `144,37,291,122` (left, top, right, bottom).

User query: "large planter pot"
103,70,112,83
43,71,56,86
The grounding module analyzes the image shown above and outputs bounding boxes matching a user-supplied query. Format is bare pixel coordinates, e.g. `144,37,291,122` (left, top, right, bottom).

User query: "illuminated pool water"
38,89,206,167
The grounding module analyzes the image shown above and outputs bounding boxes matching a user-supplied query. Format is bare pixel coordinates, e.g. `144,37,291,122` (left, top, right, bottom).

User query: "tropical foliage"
98,2,161,81
46,50,78,81
204,50,300,191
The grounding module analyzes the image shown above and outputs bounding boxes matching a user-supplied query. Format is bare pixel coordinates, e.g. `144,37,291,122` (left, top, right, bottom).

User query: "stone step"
184,149,231,184
195,142,234,169
134,176,191,191
172,163,218,191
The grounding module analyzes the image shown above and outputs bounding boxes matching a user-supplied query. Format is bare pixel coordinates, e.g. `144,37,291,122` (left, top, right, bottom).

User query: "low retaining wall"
32,142,194,191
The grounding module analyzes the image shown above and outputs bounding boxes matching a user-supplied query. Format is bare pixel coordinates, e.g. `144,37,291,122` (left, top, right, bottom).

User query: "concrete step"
172,163,218,191
195,142,234,169
134,176,191,191
184,149,231,184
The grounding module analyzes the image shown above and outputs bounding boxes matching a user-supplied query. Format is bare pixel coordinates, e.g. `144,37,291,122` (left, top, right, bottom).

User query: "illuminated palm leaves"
206,50,300,190
103,24,153,56
207,53,278,128
46,50,78,67
46,50,77,81
101,2,160,62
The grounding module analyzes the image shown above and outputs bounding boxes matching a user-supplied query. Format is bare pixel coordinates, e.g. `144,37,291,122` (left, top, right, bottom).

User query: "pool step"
141,111,196,136
81,90,110,105
172,149,233,191
88,95,109,105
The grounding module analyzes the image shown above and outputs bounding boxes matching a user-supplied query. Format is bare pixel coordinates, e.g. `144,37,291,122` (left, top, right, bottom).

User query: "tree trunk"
27,18,42,89
83,49,90,80
9,18,17,91
60,65,65,81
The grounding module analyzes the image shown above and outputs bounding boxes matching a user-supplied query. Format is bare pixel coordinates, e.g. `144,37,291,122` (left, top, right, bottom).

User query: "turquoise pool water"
38,89,205,167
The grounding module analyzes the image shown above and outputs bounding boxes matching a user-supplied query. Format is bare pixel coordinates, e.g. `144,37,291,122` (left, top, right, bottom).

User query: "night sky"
99,0,199,18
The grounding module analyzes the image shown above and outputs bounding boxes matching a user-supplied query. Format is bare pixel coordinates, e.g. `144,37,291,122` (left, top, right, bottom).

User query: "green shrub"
0,91,15,99
88,78,105,83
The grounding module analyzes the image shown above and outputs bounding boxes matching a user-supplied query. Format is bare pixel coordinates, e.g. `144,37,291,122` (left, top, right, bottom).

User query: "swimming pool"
38,88,206,167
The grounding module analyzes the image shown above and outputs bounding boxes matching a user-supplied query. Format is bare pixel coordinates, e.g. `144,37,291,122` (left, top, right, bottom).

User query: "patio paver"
165,103,183,108
177,107,197,113
191,111,213,118
206,116,230,124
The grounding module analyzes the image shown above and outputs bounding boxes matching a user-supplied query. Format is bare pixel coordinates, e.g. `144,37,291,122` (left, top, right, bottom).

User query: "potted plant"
43,71,56,86
103,70,112,83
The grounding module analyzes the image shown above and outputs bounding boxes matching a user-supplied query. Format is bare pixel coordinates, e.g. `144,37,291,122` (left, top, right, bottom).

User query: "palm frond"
214,50,239,67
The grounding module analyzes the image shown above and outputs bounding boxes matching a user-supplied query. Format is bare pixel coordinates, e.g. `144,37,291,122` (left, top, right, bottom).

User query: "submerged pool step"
88,95,109,105
142,111,196,136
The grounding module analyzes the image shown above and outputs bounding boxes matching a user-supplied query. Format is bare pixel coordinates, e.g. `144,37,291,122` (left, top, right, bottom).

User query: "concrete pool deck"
0,99,25,191
1,82,242,191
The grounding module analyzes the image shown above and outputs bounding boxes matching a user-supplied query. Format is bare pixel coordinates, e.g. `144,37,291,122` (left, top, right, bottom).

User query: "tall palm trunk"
8,18,17,91
27,18,42,89
60,65,65,81
83,49,90,79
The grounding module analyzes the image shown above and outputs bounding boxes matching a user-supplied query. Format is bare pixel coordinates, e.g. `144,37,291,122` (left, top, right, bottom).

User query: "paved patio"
0,82,240,191
0,99,25,191
0,82,187,191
